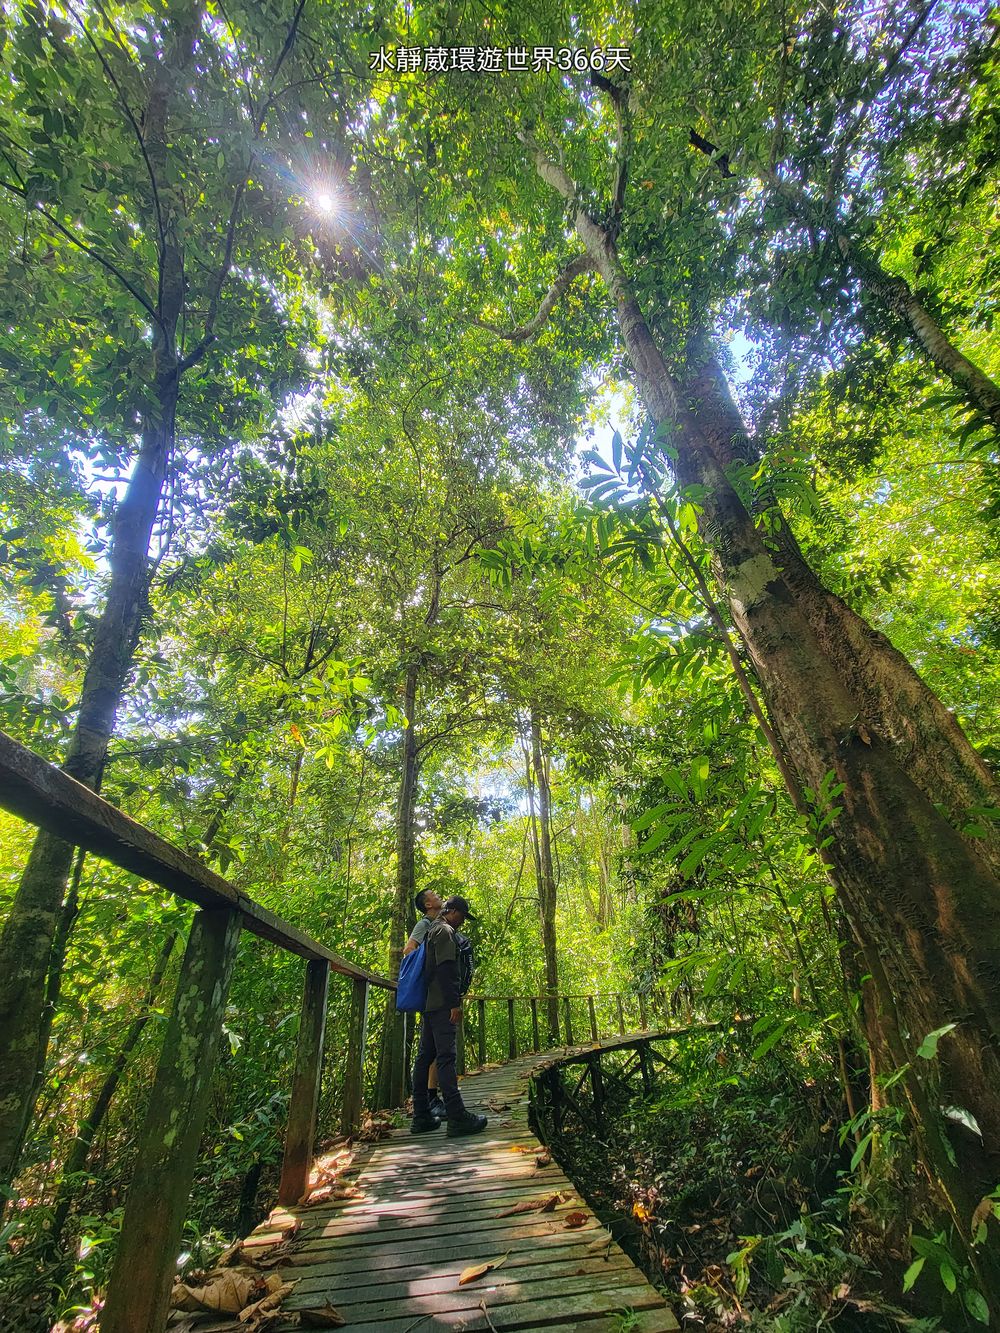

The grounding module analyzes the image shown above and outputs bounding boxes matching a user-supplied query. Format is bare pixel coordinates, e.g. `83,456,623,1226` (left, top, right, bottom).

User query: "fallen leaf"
458,1254,507,1286
238,1280,295,1322
459,1262,493,1286
563,1211,589,1229
299,1305,347,1327
972,1196,994,1234
214,1240,243,1267
534,1150,552,1168
508,1145,535,1154
586,1232,613,1253
632,1201,652,1223
170,1269,259,1314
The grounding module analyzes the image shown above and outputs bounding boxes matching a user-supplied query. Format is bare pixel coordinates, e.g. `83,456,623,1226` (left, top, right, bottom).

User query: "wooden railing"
460,990,654,1070
0,729,660,1332
0,731,392,1333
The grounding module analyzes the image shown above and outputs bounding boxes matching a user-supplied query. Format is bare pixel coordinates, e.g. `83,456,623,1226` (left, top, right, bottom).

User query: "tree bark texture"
530,148,1000,1294
0,7,199,1196
531,711,561,1044
374,658,419,1109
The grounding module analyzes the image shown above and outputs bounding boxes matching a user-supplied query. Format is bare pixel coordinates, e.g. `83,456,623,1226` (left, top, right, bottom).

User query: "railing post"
507,997,517,1061
639,992,649,1030
279,959,330,1206
530,997,540,1052
341,976,369,1136
587,994,598,1042
562,996,574,1046
101,908,242,1333
477,998,486,1067
616,993,626,1034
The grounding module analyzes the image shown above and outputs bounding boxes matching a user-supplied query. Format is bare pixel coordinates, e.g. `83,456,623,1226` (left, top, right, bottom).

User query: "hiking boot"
410,1112,440,1134
446,1111,488,1137
427,1093,447,1120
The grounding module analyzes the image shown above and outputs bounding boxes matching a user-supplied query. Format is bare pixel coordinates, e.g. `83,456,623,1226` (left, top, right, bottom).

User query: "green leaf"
964,1288,990,1324
916,1023,957,1060
901,1257,924,1292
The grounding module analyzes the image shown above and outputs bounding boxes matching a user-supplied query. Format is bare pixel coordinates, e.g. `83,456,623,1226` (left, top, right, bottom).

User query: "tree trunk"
532,148,1000,1302
374,658,420,1109
0,7,198,1198
683,329,1000,870
48,929,179,1251
531,710,560,1044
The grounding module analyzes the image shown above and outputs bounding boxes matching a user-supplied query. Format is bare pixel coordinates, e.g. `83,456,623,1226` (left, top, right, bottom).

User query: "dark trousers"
413,1008,466,1119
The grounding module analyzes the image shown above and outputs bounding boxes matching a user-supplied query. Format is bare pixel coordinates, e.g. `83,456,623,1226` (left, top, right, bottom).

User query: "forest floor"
534,1042,946,1332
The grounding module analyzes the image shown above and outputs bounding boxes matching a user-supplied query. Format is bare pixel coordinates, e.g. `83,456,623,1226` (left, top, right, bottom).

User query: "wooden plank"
286,1270,657,1323
279,1217,614,1269
0,729,390,986
310,1282,669,1330
340,976,368,1135
278,959,329,1206
288,1249,632,1296
101,908,242,1333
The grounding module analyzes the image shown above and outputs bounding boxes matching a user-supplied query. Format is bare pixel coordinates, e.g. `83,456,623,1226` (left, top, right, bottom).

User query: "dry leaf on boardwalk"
170,1268,259,1314
534,1149,552,1168
507,1144,535,1154
301,1181,362,1206
563,1210,589,1229
458,1255,508,1286
586,1232,614,1254
238,1279,296,1323
496,1191,568,1218
298,1303,348,1327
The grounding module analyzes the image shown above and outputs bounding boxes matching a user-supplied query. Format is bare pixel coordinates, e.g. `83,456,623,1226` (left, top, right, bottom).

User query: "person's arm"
403,917,429,956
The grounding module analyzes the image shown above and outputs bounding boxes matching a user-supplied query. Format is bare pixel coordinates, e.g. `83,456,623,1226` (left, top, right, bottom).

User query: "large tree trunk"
683,330,1000,869
530,711,560,1044
373,658,420,1109
532,149,1000,1303
0,9,197,1198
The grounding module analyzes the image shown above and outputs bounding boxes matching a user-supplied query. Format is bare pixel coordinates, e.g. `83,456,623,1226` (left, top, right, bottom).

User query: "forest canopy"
1,0,999,1328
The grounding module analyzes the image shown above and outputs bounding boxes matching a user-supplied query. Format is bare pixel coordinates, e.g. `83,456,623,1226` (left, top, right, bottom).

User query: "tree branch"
0,180,159,322
474,254,595,343
183,0,308,364
65,0,166,256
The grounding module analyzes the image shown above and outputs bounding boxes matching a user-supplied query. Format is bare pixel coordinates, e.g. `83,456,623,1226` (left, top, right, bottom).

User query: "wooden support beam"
530,997,540,1053
590,1055,607,1138
616,994,625,1035
101,908,242,1333
341,977,369,1136
0,729,391,987
477,998,487,1068
279,959,330,1206
562,996,574,1046
587,995,598,1043
639,1042,653,1095
507,997,518,1061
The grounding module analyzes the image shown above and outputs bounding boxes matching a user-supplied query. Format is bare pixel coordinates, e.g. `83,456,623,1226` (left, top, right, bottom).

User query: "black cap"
443,894,477,921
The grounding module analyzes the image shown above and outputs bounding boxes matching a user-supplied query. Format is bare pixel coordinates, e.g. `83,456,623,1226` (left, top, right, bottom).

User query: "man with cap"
410,895,488,1137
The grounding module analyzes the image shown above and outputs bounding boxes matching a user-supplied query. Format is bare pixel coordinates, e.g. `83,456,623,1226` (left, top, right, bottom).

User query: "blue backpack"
395,939,428,1013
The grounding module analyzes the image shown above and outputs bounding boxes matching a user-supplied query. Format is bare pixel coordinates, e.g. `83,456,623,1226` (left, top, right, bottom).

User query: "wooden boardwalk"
237,1041,679,1331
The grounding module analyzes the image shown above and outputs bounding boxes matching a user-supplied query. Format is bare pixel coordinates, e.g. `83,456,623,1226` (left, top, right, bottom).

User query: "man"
403,887,445,1117
404,888,442,956
411,895,488,1137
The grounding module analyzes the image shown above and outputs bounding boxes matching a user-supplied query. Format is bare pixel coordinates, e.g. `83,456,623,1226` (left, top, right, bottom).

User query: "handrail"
0,729,391,986
0,728,661,1333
